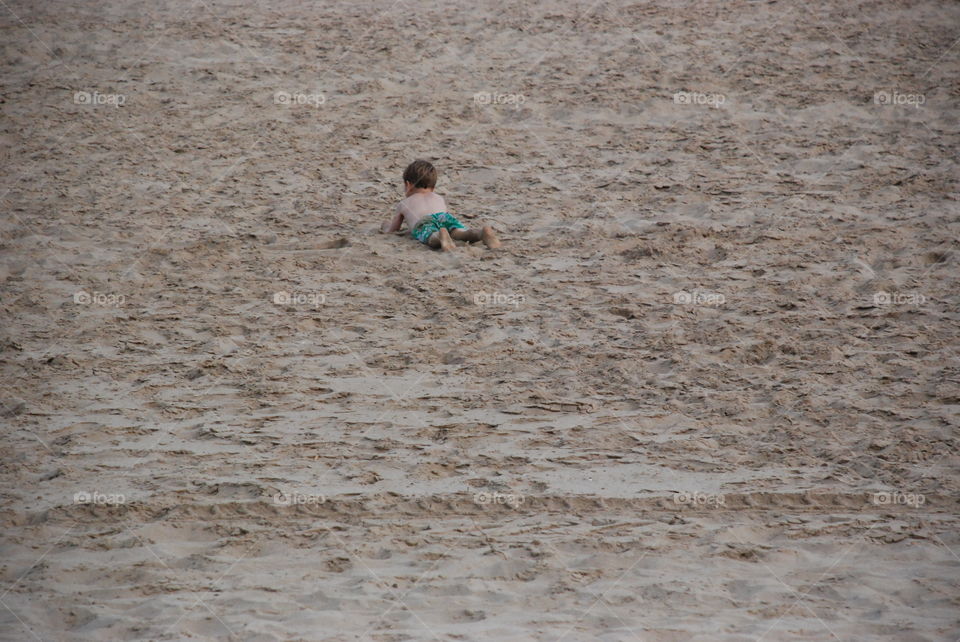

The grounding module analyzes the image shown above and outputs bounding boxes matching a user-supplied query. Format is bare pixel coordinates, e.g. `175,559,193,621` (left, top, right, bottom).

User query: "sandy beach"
1,0,959,639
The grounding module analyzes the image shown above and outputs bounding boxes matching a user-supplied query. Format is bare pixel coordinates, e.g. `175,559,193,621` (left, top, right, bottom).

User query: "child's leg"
481,226,501,249
449,228,482,242
428,228,456,251
450,225,501,249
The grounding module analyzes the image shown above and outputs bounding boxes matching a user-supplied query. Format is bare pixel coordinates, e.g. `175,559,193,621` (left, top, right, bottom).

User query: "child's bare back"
380,160,500,251
396,191,447,232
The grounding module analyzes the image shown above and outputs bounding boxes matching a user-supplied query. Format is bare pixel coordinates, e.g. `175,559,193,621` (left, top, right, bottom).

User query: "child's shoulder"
399,192,445,207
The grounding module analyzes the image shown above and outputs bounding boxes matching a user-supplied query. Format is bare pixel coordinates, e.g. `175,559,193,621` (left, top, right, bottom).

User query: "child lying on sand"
380,160,501,251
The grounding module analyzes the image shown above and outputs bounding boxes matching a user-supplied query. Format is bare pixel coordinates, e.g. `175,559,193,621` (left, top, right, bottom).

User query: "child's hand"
382,211,404,234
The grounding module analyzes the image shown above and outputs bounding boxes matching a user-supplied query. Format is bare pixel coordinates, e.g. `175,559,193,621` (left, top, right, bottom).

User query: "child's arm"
381,210,404,234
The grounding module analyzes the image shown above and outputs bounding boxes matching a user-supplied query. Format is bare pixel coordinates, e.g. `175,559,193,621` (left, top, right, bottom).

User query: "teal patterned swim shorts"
410,212,466,244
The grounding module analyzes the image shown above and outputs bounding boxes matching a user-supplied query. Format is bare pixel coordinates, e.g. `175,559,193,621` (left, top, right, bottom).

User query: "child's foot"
481,226,501,249
439,227,456,252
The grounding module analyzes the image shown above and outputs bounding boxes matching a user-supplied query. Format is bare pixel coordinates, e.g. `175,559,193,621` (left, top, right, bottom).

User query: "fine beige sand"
2,0,959,640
